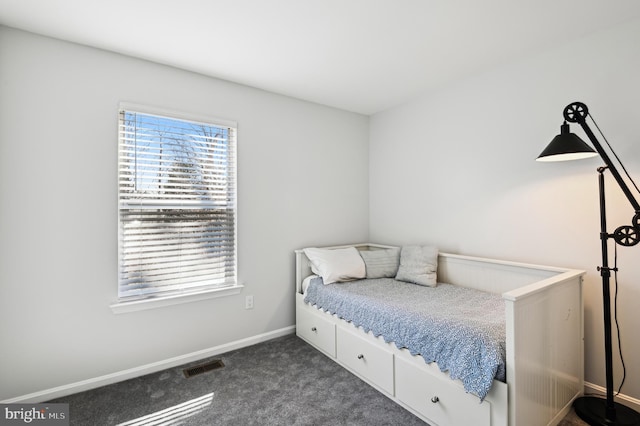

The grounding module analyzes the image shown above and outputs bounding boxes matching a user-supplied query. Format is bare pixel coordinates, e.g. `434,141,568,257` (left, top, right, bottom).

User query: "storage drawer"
336,326,394,395
395,356,490,426
296,306,336,357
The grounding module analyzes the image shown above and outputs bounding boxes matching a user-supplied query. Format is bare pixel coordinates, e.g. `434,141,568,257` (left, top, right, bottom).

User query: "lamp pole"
597,165,616,420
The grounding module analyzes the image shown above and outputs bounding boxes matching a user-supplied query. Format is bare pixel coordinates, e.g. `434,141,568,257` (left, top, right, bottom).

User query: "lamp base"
573,396,640,426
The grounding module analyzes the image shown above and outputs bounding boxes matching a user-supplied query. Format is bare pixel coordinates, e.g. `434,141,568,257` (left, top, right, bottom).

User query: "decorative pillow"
303,247,366,284
359,247,401,278
395,245,438,287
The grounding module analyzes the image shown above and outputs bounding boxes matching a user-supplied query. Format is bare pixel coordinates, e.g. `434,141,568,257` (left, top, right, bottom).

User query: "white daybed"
295,243,585,426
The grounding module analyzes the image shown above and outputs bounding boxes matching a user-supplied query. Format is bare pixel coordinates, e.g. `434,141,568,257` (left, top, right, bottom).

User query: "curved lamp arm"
563,102,640,213
538,102,640,243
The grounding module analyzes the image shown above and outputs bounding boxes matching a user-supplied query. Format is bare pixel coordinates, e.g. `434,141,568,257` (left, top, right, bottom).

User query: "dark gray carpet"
49,334,427,425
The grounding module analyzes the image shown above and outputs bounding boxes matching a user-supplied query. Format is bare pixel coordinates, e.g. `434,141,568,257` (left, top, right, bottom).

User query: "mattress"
303,276,506,400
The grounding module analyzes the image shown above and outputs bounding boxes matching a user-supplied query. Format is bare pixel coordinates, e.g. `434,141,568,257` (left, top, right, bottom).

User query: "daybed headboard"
295,243,580,298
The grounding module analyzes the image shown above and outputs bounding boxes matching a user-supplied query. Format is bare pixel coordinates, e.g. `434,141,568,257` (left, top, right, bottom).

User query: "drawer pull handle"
431,396,439,403
311,327,317,332
357,354,365,360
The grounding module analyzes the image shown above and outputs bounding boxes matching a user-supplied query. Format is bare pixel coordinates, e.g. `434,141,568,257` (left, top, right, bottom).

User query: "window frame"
111,103,241,314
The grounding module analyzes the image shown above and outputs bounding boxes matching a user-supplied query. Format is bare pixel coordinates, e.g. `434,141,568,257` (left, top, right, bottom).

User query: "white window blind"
118,107,237,302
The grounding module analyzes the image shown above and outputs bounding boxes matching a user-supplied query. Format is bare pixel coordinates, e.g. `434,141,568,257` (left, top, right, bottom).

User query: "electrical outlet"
245,295,254,310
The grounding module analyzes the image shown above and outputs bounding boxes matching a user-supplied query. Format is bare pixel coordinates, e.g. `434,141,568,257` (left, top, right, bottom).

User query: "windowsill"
110,284,244,314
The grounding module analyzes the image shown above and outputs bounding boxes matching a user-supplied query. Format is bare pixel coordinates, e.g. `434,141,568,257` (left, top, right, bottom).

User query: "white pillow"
303,247,366,284
395,245,438,287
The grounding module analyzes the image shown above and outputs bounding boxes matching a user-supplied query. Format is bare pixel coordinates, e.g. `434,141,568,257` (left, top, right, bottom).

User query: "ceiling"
2,0,640,115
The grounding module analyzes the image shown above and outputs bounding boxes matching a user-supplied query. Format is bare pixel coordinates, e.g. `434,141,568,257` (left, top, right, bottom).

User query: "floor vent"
183,359,225,378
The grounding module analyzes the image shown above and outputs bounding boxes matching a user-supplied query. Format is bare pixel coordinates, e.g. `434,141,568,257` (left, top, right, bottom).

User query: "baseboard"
584,381,640,412
2,326,296,404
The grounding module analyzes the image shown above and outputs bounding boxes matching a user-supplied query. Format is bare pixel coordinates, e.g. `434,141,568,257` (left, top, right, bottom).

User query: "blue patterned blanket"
303,277,505,400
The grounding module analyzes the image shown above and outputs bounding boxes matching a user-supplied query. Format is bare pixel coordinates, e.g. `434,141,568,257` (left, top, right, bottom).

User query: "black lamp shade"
537,122,598,162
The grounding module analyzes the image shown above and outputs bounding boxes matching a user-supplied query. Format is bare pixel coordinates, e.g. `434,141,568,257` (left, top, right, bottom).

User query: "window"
117,105,237,304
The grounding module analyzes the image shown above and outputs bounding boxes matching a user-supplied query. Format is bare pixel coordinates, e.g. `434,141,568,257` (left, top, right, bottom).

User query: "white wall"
370,19,640,401
0,26,369,401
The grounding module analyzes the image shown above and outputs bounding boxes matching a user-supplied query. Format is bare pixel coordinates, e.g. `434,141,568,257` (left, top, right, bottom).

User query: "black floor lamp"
537,102,640,426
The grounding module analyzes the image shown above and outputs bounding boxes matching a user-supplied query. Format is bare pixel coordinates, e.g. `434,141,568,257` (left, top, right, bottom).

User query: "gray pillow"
395,245,438,287
359,248,401,278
